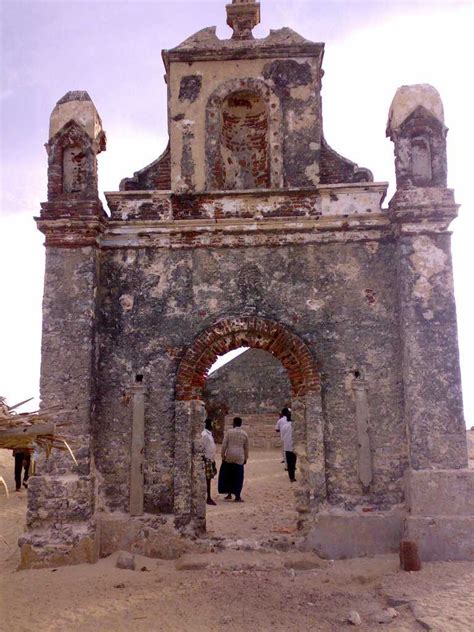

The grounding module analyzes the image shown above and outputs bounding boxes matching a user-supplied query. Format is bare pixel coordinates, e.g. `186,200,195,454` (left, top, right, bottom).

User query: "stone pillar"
174,399,206,531
190,400,206,532
351,377,373,489
387,85,473,561
19,92,106,569
387,84,467,470
174,400,193,528
129,382,145,516
292,392,326,528
393,214,467,469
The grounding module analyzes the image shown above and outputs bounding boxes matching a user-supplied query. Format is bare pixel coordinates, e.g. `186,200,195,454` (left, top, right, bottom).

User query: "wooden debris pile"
0,396,77,464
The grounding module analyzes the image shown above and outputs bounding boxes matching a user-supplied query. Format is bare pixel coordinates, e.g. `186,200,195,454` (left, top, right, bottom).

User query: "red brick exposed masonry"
176,316,320,400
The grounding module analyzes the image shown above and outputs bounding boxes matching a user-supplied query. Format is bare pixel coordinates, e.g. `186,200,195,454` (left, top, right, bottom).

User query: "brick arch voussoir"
176,317,320,401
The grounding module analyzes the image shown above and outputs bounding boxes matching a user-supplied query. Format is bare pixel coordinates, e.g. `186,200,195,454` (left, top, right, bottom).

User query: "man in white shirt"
277,407,296,482
201,418,217,505
275,409,289,470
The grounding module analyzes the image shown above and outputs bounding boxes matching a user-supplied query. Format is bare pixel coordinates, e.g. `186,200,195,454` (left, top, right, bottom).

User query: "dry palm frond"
0,396,77,463
0,476,9,498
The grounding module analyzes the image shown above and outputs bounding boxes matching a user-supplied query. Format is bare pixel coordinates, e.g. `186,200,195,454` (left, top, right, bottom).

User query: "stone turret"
43,91,106,216
387,84,447,189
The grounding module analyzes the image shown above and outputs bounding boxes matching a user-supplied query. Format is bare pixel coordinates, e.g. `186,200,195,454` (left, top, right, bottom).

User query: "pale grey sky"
1,1,472,425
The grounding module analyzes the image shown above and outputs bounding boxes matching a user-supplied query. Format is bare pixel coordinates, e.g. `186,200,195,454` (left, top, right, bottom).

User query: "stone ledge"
405,516,474,561
105,183,388,222
405,468,474,516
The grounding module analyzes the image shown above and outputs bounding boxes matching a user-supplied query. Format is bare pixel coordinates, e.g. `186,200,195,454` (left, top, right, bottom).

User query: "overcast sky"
0,0,472,426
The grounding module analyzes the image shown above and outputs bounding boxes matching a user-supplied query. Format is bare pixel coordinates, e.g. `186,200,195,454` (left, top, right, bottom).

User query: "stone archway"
174,317,326,531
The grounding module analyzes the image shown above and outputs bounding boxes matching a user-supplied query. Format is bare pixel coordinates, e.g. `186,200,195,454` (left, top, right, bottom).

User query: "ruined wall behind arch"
94,237,407,515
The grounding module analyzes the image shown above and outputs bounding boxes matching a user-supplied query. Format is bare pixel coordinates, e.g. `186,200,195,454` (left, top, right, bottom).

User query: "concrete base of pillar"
18,527,98,570
404,468,474,560
97,512,201,560
405,516,474,561
301,509,403,559
405,468,474,516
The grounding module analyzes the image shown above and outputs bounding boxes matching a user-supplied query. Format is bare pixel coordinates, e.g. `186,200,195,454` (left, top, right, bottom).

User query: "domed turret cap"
386,84,444,136
49,91,103,141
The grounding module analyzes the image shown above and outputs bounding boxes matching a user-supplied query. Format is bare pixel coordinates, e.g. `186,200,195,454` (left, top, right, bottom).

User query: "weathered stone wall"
95,236,406,513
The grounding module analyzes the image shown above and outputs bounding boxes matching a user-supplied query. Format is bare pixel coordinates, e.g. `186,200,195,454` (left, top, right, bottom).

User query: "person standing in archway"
275,407,291,471
201,418,217,506
279,408,297,483
221,417,249,502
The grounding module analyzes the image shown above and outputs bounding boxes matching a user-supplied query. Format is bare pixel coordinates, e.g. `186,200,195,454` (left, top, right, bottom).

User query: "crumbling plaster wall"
95,236,406,515
169,56,322,192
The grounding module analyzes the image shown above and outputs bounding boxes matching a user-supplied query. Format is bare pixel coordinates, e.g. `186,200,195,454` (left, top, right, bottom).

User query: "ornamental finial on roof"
226,0,261,40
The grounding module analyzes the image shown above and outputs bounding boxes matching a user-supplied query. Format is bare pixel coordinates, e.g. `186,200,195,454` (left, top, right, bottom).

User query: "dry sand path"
206,447,298,541
1,439,474,631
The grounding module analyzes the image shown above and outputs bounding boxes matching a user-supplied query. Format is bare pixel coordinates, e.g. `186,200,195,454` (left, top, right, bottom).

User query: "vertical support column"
129,381,145,516
292,393,327,528
174,400,193,528
173,399,205,530
387,84,468,471
19,245,102,569
19,91,107,569
304,391,327,509
394,222,468,469
352,378,373,489
190,400,206,532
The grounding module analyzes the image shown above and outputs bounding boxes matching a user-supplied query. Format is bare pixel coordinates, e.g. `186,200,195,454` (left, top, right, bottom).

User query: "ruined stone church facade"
23,1,473,567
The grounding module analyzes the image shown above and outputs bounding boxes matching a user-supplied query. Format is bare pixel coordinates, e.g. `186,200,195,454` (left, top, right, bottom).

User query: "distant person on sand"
278,408,297,482
201,418,217,506
275,407,291,471
12,448,32,492
220,417,249,502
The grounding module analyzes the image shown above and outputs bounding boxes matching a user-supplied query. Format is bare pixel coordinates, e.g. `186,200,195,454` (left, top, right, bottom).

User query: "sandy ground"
0,435,473,632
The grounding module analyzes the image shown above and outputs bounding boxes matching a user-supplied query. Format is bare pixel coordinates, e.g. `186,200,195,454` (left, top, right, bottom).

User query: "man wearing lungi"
220,417,249,502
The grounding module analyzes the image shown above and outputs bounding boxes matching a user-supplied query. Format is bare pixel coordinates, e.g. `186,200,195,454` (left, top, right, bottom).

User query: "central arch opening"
203,347,296,539
174,317,324,539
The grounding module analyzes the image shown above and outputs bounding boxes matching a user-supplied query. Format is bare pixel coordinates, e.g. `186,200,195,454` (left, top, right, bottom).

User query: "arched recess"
205,78,283,191
46,119,105,200
173,317,326,531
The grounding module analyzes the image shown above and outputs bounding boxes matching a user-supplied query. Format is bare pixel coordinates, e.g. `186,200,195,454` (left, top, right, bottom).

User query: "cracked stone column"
387,84,468,470
174,399,206,531
129,381,146,516
20,92,107,569
292,392,326,528
351,377,373,489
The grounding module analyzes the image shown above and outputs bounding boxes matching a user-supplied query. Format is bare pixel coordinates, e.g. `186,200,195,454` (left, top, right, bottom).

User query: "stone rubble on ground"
347,610,362,625
115,551,136,570
373,607,399,624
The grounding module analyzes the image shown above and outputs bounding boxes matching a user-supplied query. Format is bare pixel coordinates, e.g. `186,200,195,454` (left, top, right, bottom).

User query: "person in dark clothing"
13,448,32,491
220,417,249,502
